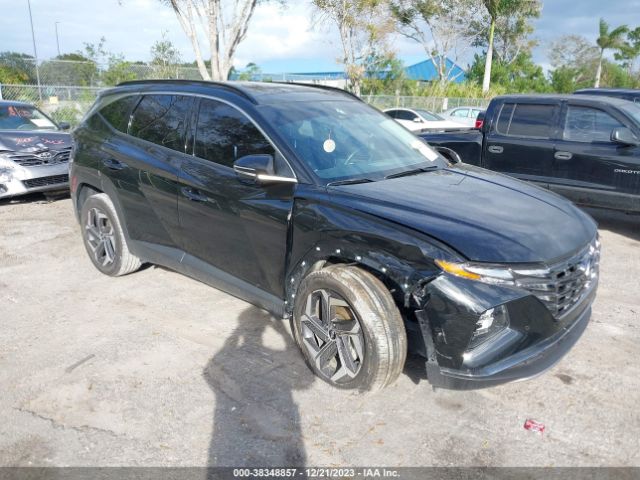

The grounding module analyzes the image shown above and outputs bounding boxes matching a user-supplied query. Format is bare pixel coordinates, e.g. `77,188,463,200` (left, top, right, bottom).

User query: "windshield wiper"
384,165,438,180
327,178,375,186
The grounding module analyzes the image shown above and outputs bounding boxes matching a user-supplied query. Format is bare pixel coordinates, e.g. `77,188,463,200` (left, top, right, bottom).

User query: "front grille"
512,238,600,319
22,174,69,189
7,147,72,167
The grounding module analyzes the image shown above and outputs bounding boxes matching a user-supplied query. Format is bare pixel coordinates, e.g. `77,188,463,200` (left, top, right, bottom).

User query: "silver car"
0,101,72,199
440,106,485,127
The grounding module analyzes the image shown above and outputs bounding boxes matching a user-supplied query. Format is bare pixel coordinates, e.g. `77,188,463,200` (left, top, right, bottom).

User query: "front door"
551,102,640,209
177,97,295,298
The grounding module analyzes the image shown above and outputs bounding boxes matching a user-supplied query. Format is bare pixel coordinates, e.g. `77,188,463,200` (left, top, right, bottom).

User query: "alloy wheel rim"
300,289,365,384
85,207,116,267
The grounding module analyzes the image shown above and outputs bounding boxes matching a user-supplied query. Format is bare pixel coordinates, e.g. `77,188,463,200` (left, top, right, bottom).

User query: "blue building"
235,58,466,84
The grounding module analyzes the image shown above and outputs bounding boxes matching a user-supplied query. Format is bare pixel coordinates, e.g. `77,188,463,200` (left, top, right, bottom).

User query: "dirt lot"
0,194,639,467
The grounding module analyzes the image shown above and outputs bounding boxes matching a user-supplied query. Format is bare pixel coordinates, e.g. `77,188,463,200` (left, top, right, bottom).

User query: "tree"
0,52,36,84
468,51,548,93
150,31,182,79
594,18,628,88
362,51,406,95
548,35,599,92
390,0,484,85
39,53,98,86
615,26,640,74
161,0,274,81
313,0,391,96
237,62,262,80
479,0,540,93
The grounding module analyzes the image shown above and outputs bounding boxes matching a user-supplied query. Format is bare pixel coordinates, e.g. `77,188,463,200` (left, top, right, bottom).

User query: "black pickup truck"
422,94,640,213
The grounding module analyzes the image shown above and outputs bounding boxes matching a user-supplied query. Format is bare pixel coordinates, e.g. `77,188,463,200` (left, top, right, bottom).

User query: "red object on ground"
524,419,546,434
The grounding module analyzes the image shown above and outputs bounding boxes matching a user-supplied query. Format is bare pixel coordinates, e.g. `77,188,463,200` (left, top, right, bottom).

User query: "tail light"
474,119,484,129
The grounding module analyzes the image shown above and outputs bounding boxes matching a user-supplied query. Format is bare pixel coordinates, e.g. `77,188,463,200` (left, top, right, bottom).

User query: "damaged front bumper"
410,267,597,390
0,162,69,199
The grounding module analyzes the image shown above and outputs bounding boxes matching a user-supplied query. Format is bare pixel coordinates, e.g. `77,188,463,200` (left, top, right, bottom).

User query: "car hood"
0,131,71,152
328,165,597,263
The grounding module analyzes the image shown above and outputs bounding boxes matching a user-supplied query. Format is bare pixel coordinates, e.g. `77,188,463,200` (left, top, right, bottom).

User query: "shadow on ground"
204,307,315,467
0,191,70,206
583,207,640,242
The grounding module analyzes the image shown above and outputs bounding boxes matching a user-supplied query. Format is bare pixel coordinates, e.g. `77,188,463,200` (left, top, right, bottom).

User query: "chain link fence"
0,83,488,127
363,95,490,113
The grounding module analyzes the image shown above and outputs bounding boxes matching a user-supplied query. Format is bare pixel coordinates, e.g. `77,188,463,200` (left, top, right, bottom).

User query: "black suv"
71,81,600,391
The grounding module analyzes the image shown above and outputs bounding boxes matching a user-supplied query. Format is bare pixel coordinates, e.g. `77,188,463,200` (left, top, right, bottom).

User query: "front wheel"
292,265,407,392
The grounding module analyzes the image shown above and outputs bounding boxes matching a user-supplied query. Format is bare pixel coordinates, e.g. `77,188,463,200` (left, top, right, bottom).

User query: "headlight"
435,259,515,285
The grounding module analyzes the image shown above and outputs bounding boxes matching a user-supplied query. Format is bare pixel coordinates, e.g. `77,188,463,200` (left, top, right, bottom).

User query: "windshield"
0,105,58,131
415,109,444,121
621,103,640,125
260,100,446,183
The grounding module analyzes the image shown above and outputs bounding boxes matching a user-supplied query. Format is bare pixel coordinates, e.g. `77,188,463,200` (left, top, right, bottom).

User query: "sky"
2,0,640,74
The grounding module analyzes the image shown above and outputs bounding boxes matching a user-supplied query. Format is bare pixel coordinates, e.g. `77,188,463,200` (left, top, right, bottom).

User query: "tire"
80,193,141,277
291,264,407,392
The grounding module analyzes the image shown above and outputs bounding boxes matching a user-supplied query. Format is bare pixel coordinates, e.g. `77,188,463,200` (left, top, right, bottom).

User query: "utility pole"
55,21,61,56
27,0,42,101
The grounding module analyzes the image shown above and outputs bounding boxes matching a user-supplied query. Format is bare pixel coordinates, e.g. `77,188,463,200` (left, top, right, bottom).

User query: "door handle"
554,151,573,161
181,186,208,202
102,158,127,171
488,145,504,154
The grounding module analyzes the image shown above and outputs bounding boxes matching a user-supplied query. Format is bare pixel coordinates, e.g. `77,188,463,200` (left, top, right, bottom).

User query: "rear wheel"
80,193,141,276
292,265,407,392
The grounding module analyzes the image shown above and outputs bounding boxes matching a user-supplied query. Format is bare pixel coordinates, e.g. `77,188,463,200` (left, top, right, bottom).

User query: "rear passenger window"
563,106,623,143
396,110,417,121
129,95,192,152
496,103,555,138
99,95,138,133
194,99,275,169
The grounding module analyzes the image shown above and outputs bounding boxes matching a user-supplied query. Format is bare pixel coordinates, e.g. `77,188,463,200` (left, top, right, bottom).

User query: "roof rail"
115,79,258,104
272,81,363,101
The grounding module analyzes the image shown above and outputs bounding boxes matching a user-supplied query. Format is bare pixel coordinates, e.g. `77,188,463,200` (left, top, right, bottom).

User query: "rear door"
119,94,193,246
483,100,560,187
551,101,640,208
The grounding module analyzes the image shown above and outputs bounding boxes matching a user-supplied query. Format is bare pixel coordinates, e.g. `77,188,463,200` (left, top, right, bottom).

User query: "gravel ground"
0,194,639,467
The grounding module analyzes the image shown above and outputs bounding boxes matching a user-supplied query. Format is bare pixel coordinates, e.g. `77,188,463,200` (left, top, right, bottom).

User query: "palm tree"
594,18,629,88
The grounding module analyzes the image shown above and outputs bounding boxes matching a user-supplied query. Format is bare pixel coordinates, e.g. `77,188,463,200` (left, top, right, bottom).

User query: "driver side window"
563,106,623,143
194,99,275,169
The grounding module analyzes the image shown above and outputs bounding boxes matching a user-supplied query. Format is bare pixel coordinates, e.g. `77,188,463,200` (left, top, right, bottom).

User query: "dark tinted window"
385,110,399,119
99,95,138,132
130,95,192,152
194,99,275,169
563,105,623,143
497,103,555,138
396,110,418,121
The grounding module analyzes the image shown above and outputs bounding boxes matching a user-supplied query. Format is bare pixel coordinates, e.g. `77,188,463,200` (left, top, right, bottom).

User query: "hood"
328,165,597,263
0,131,71,152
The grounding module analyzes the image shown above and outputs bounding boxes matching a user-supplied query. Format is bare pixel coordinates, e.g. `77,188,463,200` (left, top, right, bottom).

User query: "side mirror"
233,154,297,185
611,127,640,146
58,121,71,131
433,146,463,165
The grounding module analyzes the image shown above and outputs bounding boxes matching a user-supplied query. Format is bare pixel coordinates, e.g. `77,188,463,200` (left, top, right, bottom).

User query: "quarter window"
497,103,555,138
99,95,138,133
129,95,192,152
194,99,275,169
563,106,624,143
451,108,469,118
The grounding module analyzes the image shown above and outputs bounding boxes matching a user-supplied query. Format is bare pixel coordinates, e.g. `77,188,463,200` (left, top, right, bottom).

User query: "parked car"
384,107,467,132
575,88,640,104
422,94,640,213
71,81,599,391
0,100,72,200
440,106,485,127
